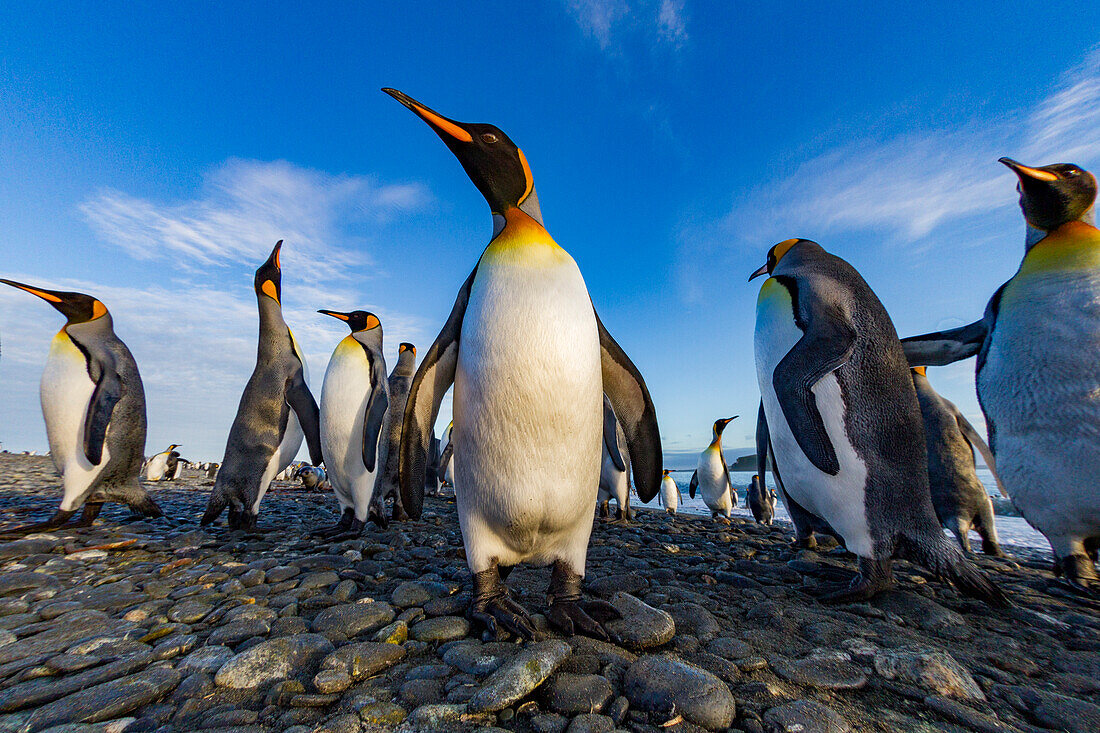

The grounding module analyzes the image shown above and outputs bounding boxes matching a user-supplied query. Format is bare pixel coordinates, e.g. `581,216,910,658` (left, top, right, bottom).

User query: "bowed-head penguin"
597,395,633,521
688,416,737,521
201,242,323,530
747,474,776,526
911,367,1005,556
659,469,680,515
904,159,1100,589
145,444,180,481
752,238,1006,604
385,88,662,640
0,279,161,532
316,309,390,536
371,342,417,523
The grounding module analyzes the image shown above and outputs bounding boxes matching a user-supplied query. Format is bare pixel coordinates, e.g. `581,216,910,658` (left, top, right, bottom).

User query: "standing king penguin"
689,416,737,520
903,159,1100,588
597,395,633,521
316,309,390,537
911,367,1005,556
751,239,1005,604
202,242,323,530
371,342,416,524
0,280,161,532
659,469,680,515
385,89,662,640
747,474,777,526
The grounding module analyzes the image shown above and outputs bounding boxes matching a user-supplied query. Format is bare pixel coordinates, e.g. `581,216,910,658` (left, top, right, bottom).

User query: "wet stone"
167,600,212,624
207,619,271,646
770,653,868,690
565,712,615,733
411,615,470,643
623,654,735,730
604,593,675,650
311,601,395,638
542,672,614,715
873,646,985,701
177,645,235,675
467,639,572,713
318,641,406,681
442,640,516,676
214,633,334,688
763,699,852,733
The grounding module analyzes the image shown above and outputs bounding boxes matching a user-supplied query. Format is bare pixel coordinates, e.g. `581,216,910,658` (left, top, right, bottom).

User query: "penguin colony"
3,90,1099,638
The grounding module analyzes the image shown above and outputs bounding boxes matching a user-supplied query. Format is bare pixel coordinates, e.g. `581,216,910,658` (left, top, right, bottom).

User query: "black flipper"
602,396,626,472
689,470,698,499
595,309,661,502
361,353,390,472
82,352,122,465
901,319,988,366
399,267,477,518
952,407,1007,497
286,369,324,466
721,451,735,506
755,400,769,480
773,296,856,475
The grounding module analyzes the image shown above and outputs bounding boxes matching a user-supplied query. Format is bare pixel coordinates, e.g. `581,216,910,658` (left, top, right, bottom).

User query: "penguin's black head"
254,241,283,304
662,469,671,477
749,238,815,280
167,444,180,451
713,416,738,435
383,88,535,216
398,342,416,356
1,278,108,325
318,309,381,333
1000,158,1097,231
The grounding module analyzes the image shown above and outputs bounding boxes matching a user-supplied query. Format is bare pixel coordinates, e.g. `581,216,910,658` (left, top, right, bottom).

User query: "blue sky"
2,2,1099,462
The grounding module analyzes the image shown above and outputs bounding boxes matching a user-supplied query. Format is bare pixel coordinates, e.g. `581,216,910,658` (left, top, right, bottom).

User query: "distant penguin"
747,474,776,526
424,434,441,497
688,416,737,521
438,421,455,488
387,88,662,641
659,469,680,515
201,242,324,530
205,463,219,480
371,342,417,523
597,395,633,521
904,159,1100,589
316,309,390,536
0,279,161,532
145,444,181,481
911,367,1005,556
752,238,1005,604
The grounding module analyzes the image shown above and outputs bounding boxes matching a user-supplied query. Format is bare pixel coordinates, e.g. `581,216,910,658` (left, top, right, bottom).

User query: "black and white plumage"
597,395,632,521
0,279,161,532
370,342,416,524
752,238,1005,604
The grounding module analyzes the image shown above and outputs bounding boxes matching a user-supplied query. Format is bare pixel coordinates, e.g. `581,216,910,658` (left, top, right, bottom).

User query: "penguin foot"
818,556,893,604
315,509,354,538
546,561,621,640
391,503,409,522
1055,553,1099,595
468,566,536,641
368,503,389,529
327,519,368,541
0,508,77,536
70,503,104,528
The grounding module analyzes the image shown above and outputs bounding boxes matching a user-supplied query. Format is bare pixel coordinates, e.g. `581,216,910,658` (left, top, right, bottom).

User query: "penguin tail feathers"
898,533,1010,607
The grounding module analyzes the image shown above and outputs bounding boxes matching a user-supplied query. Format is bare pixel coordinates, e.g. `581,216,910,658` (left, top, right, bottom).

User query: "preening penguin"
597,395,633,521
688,416,737,521
316,309,390,537
145,444,181,481
911,367,1005,556
659,469,680,515
0,279,161,532
386,88,662,640
903,159,1100,588
751,239,1005,604
370,342,417,523
201,242,324,530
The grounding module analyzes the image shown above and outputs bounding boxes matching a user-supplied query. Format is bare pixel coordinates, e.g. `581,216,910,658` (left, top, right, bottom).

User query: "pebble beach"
0,453,1098,733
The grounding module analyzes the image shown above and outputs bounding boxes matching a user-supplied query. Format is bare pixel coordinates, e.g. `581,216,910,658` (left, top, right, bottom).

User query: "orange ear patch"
261,280,279,302
518,148,534,204
92,300,108,319
772,238,800,263
365,314,380,330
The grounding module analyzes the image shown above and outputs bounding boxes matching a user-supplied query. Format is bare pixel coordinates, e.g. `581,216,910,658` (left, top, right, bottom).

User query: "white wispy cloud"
79,158,431,278
697,47,1100,252
563,0,688,52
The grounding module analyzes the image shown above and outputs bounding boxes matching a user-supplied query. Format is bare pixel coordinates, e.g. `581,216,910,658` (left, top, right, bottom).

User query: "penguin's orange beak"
999,158,1059,182
318,309,350,321
382,88,473,143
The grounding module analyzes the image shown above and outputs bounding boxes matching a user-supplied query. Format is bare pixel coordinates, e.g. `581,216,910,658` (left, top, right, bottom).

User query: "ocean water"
653,468,1050,555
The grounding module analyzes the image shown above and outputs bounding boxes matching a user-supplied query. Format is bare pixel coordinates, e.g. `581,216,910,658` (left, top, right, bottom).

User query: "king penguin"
747,474,777,526
689,416,737,521
370,342,417,523
438,420,455,489
911,367,1005,556
903,159,1100,587
385,88,662,640
315,309,390,536
597,395,633,521
145,444,181,481
751,238,1006,604
0,279,162,532
659,469,680,515
202,242,324,530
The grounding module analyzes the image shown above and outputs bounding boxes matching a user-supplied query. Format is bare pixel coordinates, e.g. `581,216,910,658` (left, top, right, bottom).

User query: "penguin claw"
547,599,618,640
469,596,537,641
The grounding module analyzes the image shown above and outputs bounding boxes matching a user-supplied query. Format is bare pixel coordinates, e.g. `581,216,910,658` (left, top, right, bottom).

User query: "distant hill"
729,454,757,471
